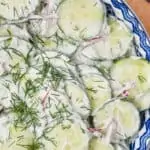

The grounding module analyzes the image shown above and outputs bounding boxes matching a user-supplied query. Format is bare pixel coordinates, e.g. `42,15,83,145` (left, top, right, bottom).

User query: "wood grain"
126,0,150,36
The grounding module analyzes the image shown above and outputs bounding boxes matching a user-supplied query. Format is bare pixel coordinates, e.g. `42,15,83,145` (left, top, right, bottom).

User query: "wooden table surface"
126,0,150,36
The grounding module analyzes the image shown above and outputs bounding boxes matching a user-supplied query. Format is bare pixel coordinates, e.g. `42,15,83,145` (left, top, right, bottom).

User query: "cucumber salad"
0,0,149,149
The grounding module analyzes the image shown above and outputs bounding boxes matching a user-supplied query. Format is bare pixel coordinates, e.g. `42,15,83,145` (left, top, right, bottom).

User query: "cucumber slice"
0,127,34,150
89,138,114,150
0,0,39,20
108,18,133,54
79,65,111,111
65,80,90,117
133,90,150,111
94,100,140,139
78,18,133,60
58,0,106,41
42,120,89,150
110,57,150,110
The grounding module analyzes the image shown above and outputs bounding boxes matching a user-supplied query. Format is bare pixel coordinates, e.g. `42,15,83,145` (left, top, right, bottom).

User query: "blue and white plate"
103,0,150,149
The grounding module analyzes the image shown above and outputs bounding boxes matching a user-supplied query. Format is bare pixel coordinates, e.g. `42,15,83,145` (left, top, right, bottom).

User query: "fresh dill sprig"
18,138,43,150
96,65,110,79
55,32,64,46
2,29,13,48
29,34,46,49
24,79,39,97
86,87,97,94
10,63,26,84
5,47,25,59
4,37,12,48
138,74,146,83
9,93,39,129
39,61,51,80
24,47,34,67
49,103,72,121
49,65,65,89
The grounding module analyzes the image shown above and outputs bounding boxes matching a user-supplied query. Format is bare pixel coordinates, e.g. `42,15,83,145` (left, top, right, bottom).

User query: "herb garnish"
18,138,43,150
9,93,39,129
138,74,146,83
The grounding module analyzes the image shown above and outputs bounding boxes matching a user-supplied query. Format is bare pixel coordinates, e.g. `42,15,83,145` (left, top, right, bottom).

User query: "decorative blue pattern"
131,111,150,150
103,0,150,149
138,120,150,150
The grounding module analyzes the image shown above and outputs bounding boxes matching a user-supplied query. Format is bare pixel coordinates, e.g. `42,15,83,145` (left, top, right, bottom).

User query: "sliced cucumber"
78,65,111,111
133,90,150,111
89,137,114,150
0,0,39,20
94,100,140,139
65,80,90,117
9,126,34,141
110,57,150,110
108,17,133,52
58,0,106,41
42,120,89,150
0,126,34,150
78,18,133,60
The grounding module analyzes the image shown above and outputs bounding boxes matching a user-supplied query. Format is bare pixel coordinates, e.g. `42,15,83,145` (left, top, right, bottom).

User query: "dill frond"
9,93,39,129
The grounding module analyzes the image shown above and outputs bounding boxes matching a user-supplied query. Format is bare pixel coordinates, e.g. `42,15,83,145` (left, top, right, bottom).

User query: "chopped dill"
49,103,72,121
39,61,51,80
5,47,25,59
9,93,39,129
10,63,26,84
61,124,71,130
42,131,57,147
86,87,97,93
18,138,43,150
24,79,39,97
55,32,63,46
24,47,34,67
97,65,110,78
4,37,12,48
29,34,46,48
138,74,146,83
49,65,65,89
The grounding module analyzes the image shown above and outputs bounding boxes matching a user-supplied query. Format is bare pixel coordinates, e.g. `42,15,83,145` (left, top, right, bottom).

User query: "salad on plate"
0,0,149,149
